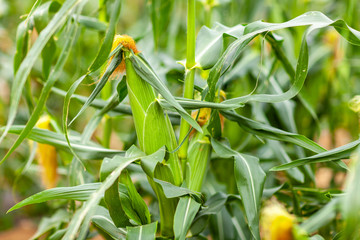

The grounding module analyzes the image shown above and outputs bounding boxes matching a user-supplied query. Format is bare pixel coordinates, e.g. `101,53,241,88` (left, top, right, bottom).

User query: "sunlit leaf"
126,222,157,240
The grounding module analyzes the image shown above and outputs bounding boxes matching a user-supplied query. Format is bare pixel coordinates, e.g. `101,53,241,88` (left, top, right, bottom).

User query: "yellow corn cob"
36,115,58,189
261,201,295,240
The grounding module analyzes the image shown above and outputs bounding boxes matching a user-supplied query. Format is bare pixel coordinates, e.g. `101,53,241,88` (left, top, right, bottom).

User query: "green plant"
2,0,360,239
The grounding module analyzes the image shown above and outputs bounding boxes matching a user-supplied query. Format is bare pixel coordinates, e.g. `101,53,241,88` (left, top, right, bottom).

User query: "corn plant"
2,0,360,239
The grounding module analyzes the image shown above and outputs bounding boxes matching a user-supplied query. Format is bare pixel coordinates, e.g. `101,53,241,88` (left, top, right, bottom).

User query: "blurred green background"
0,0,359,238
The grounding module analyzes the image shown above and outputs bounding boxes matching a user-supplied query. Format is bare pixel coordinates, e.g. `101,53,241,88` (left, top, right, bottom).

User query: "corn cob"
261,201,295,240
113,35,182,237
35,115,58,189
186,91,226,191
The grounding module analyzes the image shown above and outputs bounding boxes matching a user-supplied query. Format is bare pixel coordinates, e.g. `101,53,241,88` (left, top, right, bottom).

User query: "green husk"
124,50,182,237
186,132,211,192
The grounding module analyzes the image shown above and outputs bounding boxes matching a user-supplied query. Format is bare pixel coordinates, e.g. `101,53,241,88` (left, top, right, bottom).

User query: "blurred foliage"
0,0,360,239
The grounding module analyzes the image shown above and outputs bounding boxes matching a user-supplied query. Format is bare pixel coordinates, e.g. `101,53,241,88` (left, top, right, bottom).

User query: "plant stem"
186,0,196,69
98,0,107,22
101,83,112,148
179,0,196,173
204,4,213,27
99,0,112,148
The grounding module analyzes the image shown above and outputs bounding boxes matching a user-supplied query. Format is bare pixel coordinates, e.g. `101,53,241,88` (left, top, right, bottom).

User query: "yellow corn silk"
110,34,139,75
190,90,227,130
192,108,211,127
261,201,295,240
35,115,58,189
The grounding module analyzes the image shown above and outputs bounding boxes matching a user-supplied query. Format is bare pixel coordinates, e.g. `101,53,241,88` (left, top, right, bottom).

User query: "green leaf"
196,192,241,217
309,235,325,240
174,197,201,240
117,76,128,103
268,140,305,183
35,1,61,78
1,0,86,146
7,183,101,213
252,101,307,182
263,184,284,199
1,11,81,165
101,155,133,228
62,151,147,240
41,37,56,79
153,179,203,203
211,139,265,240
130,53,202,133
190,192,244,238
341,147,360,239
48,229,67,240
69,50,123,126
117,183,144,226
158,97,242,110
50,85,178,121
92,215,126,240
142,101,182,185
3,125,124,160
265,33,320,129
149,0,174,49
103,181,131,228
206,11,360,102
270,139,360,171
63,75,90,162
222,35,309,105
186,133,211,191
220,110,325,153
14,20,30,74
120,170,151,225
126,222,157,240
77,15,108,31
88,0,122,72
195,23,244,69
100,146,145,228
140,147,166,178
33,1,61,32
300,198,339,234
30,209,69,240
13,0,42,71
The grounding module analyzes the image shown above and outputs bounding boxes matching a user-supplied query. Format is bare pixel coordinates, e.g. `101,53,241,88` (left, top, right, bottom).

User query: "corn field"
1,0,360,239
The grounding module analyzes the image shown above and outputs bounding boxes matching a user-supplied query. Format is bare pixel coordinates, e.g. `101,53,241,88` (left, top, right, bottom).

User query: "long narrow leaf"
3,126,124,160
174,197,201,240
270,139,360,171
220,110,325,153
8,183,101,213
1,15,80,165
88,0,121,72
207,12,360,103
92,215,126,240
62,153,142,239
211,139,265,240
69,49,123,126
0,0,85,145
